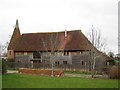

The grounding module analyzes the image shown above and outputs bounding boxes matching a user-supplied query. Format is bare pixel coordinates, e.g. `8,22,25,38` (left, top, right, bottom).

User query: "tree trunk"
51,53,54,77
51,63,54,77
91,56,94,78
92,53,96,78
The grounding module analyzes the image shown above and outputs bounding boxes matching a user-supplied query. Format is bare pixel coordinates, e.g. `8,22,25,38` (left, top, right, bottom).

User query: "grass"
2,73,118,88
0,75,2,89
64,70,91,75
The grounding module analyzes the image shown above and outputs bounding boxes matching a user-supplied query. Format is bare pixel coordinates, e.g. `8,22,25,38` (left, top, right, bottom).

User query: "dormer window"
24,52,27,55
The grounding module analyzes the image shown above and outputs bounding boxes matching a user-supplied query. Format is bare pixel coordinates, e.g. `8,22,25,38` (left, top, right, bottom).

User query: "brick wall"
7,50,14,59
18,68,64,77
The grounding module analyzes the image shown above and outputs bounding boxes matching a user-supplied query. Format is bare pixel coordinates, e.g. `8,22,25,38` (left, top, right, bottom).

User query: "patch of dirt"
7,70,18,73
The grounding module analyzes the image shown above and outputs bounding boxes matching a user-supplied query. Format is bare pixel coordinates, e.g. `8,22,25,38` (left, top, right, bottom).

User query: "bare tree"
0,35,10,57
0,41,9,57
86,26,106,78
42,32,61,76
0,43,6,57
0,43,2,57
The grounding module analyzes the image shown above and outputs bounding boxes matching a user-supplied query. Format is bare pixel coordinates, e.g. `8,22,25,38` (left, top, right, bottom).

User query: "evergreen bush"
2,59,7,74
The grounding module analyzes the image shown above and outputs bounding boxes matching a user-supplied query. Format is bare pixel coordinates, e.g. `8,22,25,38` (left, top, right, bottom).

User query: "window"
85,62,87,66
64,51,69,56
107,62,109,65
55,61,59,65
24,52,27,55
32,60,41,64
16,52,23,55
81,60,84,65
81,51,83,54
9,51,12,55
64,52,66,55
63,61,67,65
17,60,21,63
67,52,69,55
33,52,41,59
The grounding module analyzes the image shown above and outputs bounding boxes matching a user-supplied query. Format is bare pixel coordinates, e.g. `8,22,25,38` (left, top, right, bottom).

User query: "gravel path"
65,73,108,78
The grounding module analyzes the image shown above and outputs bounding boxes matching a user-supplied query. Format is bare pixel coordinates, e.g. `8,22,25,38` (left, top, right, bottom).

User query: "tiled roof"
102,53,115,60
97,50,115,60
8,29,114,60
8,19,21,50
13,30,91,51
8,28,21,50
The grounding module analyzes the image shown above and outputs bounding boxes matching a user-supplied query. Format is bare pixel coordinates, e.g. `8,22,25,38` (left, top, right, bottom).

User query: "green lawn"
2,73,118,88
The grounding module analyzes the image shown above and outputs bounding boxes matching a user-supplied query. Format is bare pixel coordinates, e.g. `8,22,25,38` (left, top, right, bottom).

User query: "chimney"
65,29,67,40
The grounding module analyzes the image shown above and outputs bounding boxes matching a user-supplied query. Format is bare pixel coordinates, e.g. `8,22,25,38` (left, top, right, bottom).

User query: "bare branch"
85,25,107,78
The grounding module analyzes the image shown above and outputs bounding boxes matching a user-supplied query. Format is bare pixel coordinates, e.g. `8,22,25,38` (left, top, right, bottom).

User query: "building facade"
7,20,114,68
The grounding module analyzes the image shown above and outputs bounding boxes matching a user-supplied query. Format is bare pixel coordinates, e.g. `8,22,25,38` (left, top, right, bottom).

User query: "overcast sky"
0,0,119,54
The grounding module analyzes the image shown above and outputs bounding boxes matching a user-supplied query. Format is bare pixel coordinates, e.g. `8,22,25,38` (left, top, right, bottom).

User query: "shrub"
109,66,120,79
102,66,111,75
2,59,7,74
7,58,15,62
6,58,15,69
115,60,120,66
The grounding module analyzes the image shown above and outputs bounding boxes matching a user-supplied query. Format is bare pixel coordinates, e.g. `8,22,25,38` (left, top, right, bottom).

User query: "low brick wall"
18,68,64,77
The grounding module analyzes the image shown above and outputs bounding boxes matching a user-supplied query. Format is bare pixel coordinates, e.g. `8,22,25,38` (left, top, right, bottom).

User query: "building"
7,20,114,68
